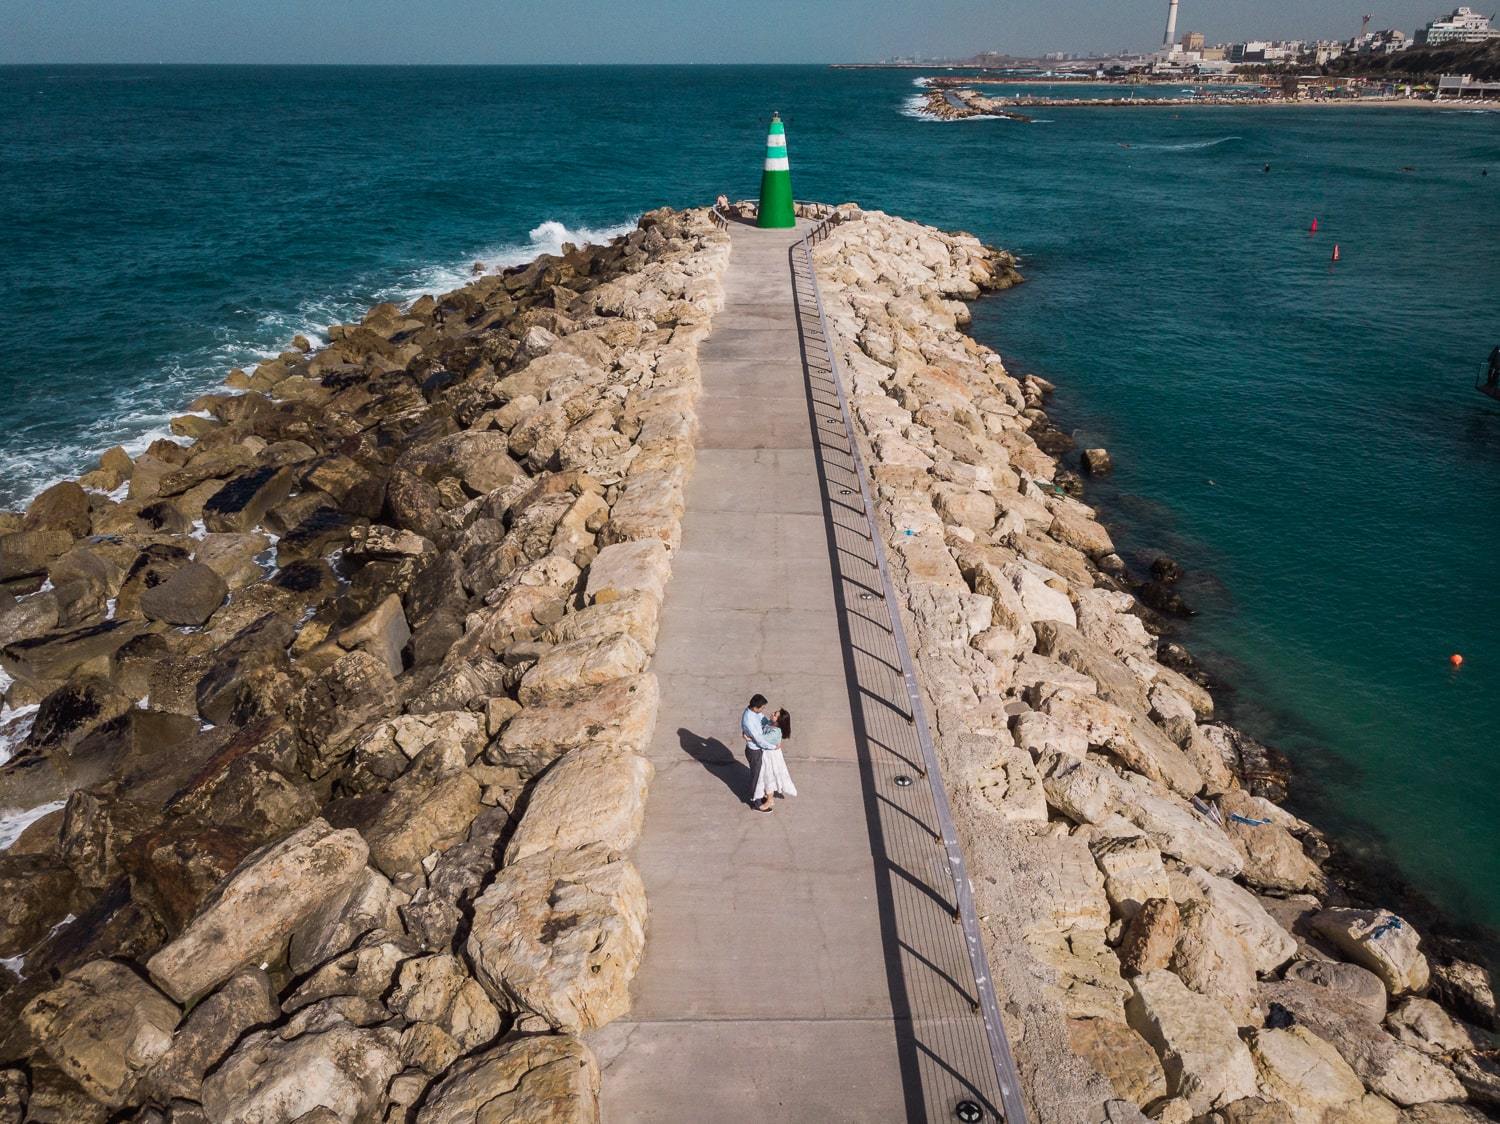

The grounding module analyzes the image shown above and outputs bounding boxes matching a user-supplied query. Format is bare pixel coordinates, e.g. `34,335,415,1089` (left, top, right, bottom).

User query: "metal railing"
791,208,1030,1124
710,199,836,229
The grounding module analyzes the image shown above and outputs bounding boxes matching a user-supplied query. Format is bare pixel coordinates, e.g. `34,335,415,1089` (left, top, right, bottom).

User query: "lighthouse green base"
757,170,796,229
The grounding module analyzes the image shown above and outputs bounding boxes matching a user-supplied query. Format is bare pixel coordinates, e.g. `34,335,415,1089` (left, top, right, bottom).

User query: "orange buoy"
1331,244,1341,262
1450,653,1464,667
1310,217,1318,233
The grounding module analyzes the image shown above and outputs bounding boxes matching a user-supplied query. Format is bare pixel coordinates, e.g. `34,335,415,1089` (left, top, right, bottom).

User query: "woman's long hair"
776,709,792,740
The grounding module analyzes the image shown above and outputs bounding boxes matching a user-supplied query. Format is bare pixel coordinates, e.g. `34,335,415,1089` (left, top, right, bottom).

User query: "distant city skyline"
0,0,1475,64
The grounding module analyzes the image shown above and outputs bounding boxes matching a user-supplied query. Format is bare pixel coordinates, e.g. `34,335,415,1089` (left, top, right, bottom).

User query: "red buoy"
1331,244,1341,262
1450,653,1464,668
1310,217,1318,233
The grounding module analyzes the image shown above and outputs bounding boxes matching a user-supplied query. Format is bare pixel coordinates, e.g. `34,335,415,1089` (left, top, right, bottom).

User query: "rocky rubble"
0,206,727,1120
812,206,1497,1124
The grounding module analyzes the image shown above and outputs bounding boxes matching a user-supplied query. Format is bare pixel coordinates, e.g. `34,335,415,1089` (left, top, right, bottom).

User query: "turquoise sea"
2,66,1497,950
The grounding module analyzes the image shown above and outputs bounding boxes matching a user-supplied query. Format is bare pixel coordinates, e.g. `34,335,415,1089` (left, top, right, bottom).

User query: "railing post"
792,210,1030,1124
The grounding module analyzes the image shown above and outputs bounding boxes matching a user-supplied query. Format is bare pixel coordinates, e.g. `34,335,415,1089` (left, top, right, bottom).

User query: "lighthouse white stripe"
766,135,786,148
763,156,790,171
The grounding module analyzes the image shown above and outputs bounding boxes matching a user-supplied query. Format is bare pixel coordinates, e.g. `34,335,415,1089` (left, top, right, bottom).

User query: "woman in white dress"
752,708,798,812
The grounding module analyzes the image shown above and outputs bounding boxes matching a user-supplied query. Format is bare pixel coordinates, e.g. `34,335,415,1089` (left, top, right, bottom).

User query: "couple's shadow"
677,728,756,804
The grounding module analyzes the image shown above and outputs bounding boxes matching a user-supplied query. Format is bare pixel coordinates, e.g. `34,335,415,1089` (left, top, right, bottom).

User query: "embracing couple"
740,693,798,813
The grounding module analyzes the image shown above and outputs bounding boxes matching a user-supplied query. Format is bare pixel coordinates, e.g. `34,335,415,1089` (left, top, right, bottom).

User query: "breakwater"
810,207,1499,1121
0,209,727,1119
0,195,1495,1121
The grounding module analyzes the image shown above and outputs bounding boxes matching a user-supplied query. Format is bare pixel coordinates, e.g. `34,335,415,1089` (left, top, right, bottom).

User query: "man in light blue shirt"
741,692,775,780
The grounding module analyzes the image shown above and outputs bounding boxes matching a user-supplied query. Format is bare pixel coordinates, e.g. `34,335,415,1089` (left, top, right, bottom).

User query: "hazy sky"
0,0,1459,64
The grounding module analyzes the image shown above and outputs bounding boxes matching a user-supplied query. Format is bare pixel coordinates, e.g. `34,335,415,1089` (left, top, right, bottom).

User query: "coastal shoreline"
906,82,1498,121
0,207,729,1119
0,198,1495,1120
811,206,1500,1119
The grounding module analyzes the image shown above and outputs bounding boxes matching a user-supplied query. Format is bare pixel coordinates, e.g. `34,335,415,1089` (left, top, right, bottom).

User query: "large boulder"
1169,897,1260,1025
140,969,278,1102
584,539,670,606
1430,959,1497,1032
1386,997,1483,1057
1117,782,1244,877
1125,969,1258,1114
328,744,481,880
334,594,410,677
0,618,153,689
1087,820,1170,923
490,673,659,778
1220,790,1326,895
467,844,646,1033
1309,908,1430,996
1118,897,1180,977
401,806,512,955
1284,959,1389,1021
23,482,93,540
1260,979,1466,1107
201,466,295,533
416,1033,600,1124
517,633,649,706
545,591,661,655
1065,1017,1167,1110
1168,865,1296,975
145,818,369,1003
22,960,180,1108
1247,1026,1366,1123
982,560,1075,627
199,1015,402,1124
398,430,527,497
291,650,399,777
23,675,134,752
0,529,75,582
1037,749,1120,825
504,746,652,863
1034,620,1148,713
138,562,228,627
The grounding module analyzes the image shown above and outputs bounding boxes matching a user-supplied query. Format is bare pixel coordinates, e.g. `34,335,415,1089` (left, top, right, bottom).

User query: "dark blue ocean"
2,66,1497,945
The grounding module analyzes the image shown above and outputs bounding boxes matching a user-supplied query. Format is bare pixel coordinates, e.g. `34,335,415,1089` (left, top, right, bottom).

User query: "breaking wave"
0,216,638,507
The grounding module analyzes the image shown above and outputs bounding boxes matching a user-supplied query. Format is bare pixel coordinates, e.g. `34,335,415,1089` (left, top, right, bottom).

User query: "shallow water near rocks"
2,64,1497,951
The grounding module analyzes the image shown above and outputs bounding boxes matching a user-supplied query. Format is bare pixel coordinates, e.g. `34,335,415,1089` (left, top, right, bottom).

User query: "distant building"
1309,40,1347,65
1231,39,1303,63
1199,44,1228,61
1416,7,1499,44
1437,72,1500,96
1350,28,1410,55
1182,31,1206,51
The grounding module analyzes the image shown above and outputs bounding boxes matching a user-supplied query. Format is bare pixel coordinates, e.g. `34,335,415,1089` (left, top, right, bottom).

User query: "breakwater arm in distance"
808,205,1496,1121
0,208,730,1118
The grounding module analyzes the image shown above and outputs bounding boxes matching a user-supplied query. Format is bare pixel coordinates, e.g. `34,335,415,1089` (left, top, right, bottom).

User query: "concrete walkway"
589,221,1005,1122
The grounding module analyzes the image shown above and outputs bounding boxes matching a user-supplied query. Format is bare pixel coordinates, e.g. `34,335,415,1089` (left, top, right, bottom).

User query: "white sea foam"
0,703,39,769
0,955,23,979
378,218,639,311
1134,135,1242,152
4,216,638,508
0,798,65,850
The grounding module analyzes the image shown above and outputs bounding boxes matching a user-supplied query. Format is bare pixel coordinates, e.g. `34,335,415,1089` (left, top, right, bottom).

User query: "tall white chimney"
1163,0,1180,46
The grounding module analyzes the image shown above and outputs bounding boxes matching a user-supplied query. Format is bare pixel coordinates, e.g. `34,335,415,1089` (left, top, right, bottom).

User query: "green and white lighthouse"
756,112,796,229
